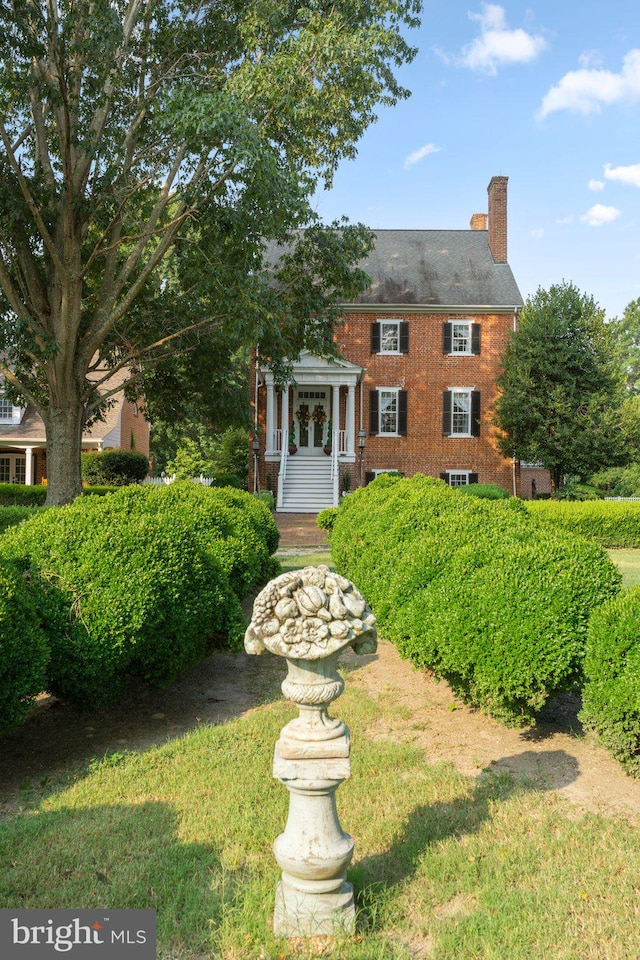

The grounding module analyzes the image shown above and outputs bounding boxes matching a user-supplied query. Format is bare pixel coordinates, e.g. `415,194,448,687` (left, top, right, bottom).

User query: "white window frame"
0,397,13,422
449,388,473,437
446,470,471,487
377,319,402,355
0,454,26,483
448,320,473,355
377,387,399,436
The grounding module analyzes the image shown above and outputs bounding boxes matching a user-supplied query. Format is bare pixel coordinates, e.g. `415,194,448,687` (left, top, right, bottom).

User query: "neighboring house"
0,367,149,485
251,176,547,512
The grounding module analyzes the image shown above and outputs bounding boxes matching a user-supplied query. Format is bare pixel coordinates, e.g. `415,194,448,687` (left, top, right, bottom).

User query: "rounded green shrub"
317,507,338,531
580,588,640,776
0,562,50,733
330,474,621,725
81,449,149,486
0,506,44,534
0,483,278,709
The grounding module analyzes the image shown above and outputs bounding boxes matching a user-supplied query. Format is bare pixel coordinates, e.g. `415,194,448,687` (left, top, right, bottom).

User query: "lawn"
607,548,640,590
1,550,640,958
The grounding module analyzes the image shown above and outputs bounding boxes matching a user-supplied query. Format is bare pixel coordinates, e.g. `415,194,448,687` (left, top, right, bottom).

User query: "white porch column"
266,381,276,453
281,386,290,444
346,385,356,456
331,384,340,447
24,446,35,486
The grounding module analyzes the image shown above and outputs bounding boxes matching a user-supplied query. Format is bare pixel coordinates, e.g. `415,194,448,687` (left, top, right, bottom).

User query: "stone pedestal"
244,565,377,938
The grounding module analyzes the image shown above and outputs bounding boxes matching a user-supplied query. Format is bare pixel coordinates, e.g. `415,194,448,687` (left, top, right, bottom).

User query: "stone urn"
245,564,377,937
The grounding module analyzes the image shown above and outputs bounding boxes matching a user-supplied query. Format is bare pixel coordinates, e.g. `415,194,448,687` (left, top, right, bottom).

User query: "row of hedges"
0,484,117,506
81,449,149,486
330,474,621,727
526,499,640,548
0,483,279,732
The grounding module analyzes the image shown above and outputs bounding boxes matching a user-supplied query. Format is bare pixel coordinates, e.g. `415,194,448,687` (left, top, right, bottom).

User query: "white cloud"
579,49,604,69
589,178,605,191
539,49,640,117
556,215,574,224
458,4,546,76
580,204,621,227
604,162,640,187
403,144,442,169
531,227,544,239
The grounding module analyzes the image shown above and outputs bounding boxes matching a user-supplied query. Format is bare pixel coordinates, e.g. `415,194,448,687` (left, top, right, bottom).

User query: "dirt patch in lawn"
2,571,640,823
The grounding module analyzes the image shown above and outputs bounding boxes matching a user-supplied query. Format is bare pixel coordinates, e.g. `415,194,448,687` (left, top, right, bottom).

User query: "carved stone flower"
245,565,377,661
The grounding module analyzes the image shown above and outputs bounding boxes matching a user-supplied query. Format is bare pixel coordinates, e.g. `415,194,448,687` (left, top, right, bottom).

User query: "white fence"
142,474,215,487
604,497,640,502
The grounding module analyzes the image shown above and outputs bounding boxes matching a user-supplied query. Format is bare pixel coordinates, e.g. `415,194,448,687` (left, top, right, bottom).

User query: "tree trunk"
551,467,563,499
42,402,85,506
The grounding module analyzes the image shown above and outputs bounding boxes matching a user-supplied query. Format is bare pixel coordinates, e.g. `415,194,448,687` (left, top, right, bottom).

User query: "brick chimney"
487,176,508,263
470,213,487,230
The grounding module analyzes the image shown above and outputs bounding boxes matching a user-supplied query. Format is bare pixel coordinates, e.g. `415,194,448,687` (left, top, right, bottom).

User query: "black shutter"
471,323,481,355
469,473,479,484
443,322,452,354
365,471,375,485
439,472,448,482
369,390,379,434
371,322,380,354
471,391,481,436
442,390,452,435
400,322,409,354
398,390,408,435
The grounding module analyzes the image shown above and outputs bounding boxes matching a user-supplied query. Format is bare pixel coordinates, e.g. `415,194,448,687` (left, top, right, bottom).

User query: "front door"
293,389,328,453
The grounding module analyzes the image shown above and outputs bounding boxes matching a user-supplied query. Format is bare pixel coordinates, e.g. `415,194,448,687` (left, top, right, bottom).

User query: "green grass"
607,548,640,590
276,550,333,573
2,667,640,957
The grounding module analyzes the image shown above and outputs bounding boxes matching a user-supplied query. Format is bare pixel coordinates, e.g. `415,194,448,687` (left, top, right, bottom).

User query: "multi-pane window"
371,320,409,354
379,389,398,434
380,321,400,353
442,389,480,437
0,397,13,421
0,456,25,483
451,322,472,353
448,471,470,486
452,390,471,434
443,320,480,355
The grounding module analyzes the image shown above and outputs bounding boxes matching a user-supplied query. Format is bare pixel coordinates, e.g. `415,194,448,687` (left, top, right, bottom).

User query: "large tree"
608,296,640,394
493,282,630,494
0,0,420,504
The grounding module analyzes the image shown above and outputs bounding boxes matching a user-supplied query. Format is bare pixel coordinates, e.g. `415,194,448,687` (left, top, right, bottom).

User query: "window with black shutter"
365,471,375,485
370,322,380,354
469,473,479,484
398,390,408,435
442,390,452,435
471,391,481,436
369,389,379,434
471,324,481,355
400,322,409,354
442,323,452,354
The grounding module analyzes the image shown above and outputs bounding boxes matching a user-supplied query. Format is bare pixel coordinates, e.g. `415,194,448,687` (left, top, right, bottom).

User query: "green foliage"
580,587,640,775
556,480,604,500
0,484,47,506
494,282,630,492
254,490,275,512
455,483,510,499
0,0,420,504
81,450,149,486
609,296,640,394
0,562,50,733
0,506,43,534
526,499,640,547
591,463,640,497
317,507,339,530
330,474,620,725
0,484,278,709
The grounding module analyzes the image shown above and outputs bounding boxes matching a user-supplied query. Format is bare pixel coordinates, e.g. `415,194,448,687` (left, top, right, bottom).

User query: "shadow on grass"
351,749,580,932
0,799,236,957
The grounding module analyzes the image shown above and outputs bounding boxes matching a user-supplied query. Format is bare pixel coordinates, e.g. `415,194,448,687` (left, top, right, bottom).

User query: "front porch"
256,351,363,512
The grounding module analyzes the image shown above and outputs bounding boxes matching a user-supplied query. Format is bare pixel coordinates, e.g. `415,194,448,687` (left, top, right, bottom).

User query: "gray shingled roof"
351,229,523,307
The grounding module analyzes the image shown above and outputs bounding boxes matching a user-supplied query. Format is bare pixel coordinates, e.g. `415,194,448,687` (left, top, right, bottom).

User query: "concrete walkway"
275,512,328,550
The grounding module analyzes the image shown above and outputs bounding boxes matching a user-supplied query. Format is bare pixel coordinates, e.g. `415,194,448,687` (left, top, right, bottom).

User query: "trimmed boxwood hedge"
580,588,640,776
330,474,621,726
0,506,44,534
0,483,279,711
0,563,50,733
81,449,149,486
526,499,640,548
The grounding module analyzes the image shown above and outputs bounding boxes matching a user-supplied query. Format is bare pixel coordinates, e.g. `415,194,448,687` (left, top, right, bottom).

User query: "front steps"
278,454,335,513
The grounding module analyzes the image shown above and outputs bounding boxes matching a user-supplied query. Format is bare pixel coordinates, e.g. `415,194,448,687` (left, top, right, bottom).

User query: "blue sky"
312,1,640,320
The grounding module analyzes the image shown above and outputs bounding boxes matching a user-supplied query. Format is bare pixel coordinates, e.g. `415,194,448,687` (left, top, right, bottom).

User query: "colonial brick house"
251,176,547,512
0,366,149,485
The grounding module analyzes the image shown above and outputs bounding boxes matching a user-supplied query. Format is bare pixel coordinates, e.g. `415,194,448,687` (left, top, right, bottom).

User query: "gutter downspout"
511,308,519,498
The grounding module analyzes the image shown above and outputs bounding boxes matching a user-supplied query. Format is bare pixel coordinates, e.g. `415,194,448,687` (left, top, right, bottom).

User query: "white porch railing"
277,428,289,510
337,429,347,455
274,428,283,453
331,427,339,506
142,474,215,486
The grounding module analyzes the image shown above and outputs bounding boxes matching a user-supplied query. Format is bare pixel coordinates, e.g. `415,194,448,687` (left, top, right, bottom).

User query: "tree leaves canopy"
493,282,630,492
0,0,420,501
